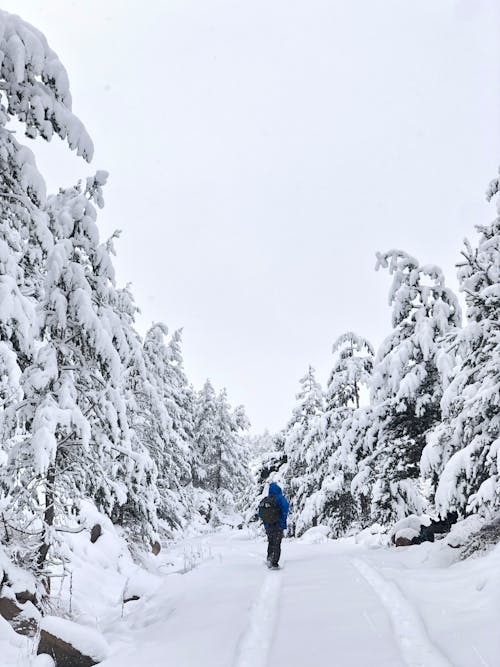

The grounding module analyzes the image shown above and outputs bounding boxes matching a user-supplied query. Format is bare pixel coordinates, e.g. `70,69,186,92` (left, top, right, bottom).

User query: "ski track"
351,558,452,667
232,570,282,667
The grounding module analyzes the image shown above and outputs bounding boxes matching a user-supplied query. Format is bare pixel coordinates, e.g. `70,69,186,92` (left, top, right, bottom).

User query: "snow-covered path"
269,544,403,666
3,527,498,666
98,530,487,667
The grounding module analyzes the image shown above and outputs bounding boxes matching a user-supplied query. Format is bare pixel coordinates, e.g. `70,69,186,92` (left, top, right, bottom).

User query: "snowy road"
97,530,483,667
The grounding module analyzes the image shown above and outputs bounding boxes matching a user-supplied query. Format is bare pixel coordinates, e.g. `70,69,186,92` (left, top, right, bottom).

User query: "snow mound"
299,525,330,544
389,514,432,543
396,527,420,542
32,655,55,667
40,616,109,662
355,523,389,548
446,515,485,550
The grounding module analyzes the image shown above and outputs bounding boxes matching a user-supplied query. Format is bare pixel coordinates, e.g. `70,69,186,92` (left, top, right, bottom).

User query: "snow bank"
446,515,485,549
299,525,330,544
354,523,389,547
41,616,109,661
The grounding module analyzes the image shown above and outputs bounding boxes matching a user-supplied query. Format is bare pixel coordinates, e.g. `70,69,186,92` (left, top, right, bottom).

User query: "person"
259,482,289,569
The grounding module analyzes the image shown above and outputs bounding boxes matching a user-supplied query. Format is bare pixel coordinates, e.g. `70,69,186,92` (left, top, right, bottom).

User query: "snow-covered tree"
141,323,192,527
110,284,160,536
298,333,375,536
192,381,251,523
0,10,92,160
0,11,100,568
340,405,377,527
326,332,374,411
214,391,251,510
284,366,325,535
0,8,93,470
165,328,195,483
422,175,500,517
0,136,43,453
0,9,256,577
5,177,157,567
358,251,461,525
191,379,218,490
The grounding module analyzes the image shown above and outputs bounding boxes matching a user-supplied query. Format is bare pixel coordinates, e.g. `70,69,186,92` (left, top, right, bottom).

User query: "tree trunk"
37,463,56,569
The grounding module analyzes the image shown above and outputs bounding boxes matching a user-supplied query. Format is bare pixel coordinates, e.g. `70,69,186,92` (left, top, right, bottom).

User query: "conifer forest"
0,5,498,667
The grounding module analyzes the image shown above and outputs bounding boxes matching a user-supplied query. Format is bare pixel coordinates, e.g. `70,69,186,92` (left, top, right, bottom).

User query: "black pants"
266,524,283,566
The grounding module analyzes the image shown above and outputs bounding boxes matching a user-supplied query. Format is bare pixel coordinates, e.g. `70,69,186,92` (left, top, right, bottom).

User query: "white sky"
5,0,500,431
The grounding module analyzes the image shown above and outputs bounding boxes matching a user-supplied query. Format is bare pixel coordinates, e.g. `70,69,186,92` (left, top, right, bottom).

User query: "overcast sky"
5,0,500,431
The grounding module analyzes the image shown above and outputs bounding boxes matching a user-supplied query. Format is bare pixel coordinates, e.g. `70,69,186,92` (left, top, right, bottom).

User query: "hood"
269,482,282,497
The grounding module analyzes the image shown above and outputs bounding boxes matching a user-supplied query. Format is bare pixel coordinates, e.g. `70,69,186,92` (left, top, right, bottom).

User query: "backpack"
259,496,280,524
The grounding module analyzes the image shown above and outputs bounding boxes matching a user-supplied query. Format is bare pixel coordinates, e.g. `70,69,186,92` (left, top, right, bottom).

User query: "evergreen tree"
299,333,374,536
0,7,93,477
326,332,374,411
142,323,191,527
0,9,255,575
0,10,97,568
213,390,251,515
340,405,377,527
6,177,157,568
360,251,461,525
192,381,250,523
110,284,160,536
191,379,218,491
423,174,500,517
284,366,325,535
165,329,195,485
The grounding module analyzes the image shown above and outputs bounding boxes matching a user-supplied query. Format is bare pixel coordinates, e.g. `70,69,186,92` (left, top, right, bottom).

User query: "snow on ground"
3,526,500,666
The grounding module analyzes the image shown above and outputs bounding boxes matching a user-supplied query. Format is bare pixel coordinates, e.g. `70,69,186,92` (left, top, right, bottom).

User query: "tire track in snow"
232,571,282,667
352,558,452,667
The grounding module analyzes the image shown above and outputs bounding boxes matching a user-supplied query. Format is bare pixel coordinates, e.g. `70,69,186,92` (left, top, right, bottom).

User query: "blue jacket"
260,482,289,530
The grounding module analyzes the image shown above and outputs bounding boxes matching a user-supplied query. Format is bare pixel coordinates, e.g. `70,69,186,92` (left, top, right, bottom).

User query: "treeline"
0,10,251,576
258,200,499,536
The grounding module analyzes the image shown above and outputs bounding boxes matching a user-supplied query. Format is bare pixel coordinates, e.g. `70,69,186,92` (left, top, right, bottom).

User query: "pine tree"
0,134,43,448
0,9,255,572
300,333,374,536
362,251,461,525
0,8,93,477
6,177,157,568
326,332,374,411
165,329,195,485
422,174,500,517
284,366,325,535
109,284,159,537
192,381,250,523
140,323,192,528
341,405,377,527
0,10,98,568
191,379,218,491
213,390,251,516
